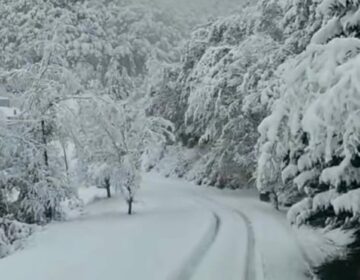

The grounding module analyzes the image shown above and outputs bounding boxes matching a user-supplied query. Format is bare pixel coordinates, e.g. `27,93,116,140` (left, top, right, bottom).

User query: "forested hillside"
149,0,320,191
1,0,360,279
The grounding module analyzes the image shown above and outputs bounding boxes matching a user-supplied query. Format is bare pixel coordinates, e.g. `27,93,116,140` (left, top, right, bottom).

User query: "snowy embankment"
0,173,322,280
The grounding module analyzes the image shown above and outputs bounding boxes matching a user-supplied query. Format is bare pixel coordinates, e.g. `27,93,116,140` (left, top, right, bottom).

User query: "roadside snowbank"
0,218,36,258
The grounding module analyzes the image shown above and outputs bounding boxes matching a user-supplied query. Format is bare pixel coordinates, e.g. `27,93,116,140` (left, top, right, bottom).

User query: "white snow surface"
0,173,311,280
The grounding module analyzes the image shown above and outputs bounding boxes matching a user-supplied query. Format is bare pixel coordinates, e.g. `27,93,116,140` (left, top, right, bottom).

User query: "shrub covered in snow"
0,218,36,258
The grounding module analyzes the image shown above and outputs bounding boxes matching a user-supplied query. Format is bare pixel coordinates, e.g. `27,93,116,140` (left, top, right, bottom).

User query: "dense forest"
1,0,360,279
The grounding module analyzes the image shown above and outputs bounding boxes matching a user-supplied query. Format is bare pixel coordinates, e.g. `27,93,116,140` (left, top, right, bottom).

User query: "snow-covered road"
0,173,310,280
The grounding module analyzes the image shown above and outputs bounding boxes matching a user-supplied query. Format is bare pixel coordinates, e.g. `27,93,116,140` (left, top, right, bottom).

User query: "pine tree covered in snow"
256,3,360,277
258,0,360,228
248,2,360,278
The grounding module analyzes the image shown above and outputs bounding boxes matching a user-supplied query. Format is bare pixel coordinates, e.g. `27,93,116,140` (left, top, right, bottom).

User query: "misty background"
121,0,251,27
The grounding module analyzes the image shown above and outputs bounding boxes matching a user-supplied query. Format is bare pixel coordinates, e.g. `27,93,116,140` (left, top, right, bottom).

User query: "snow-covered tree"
258,0,360,227
114,155,141,215
0,8,84,223
76,94,173,214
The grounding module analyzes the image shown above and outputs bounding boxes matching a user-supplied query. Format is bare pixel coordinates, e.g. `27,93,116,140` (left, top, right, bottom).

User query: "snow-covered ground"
0,173,310,280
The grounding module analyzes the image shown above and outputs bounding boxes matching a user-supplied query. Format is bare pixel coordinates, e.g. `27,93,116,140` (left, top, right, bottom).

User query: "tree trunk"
127,197,133,215
105,178,111,198
106,185,111,198
41,120,49,168
41,120,52,220
271,191,279,210
60,140,69,176
45,200,53,221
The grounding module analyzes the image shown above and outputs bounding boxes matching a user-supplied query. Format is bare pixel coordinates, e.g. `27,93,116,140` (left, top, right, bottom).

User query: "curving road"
0,173,310,280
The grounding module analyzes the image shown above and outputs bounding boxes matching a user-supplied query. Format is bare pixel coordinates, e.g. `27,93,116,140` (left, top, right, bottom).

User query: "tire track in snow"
200,195,261,280
233,209,257,280
170,211,221,280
